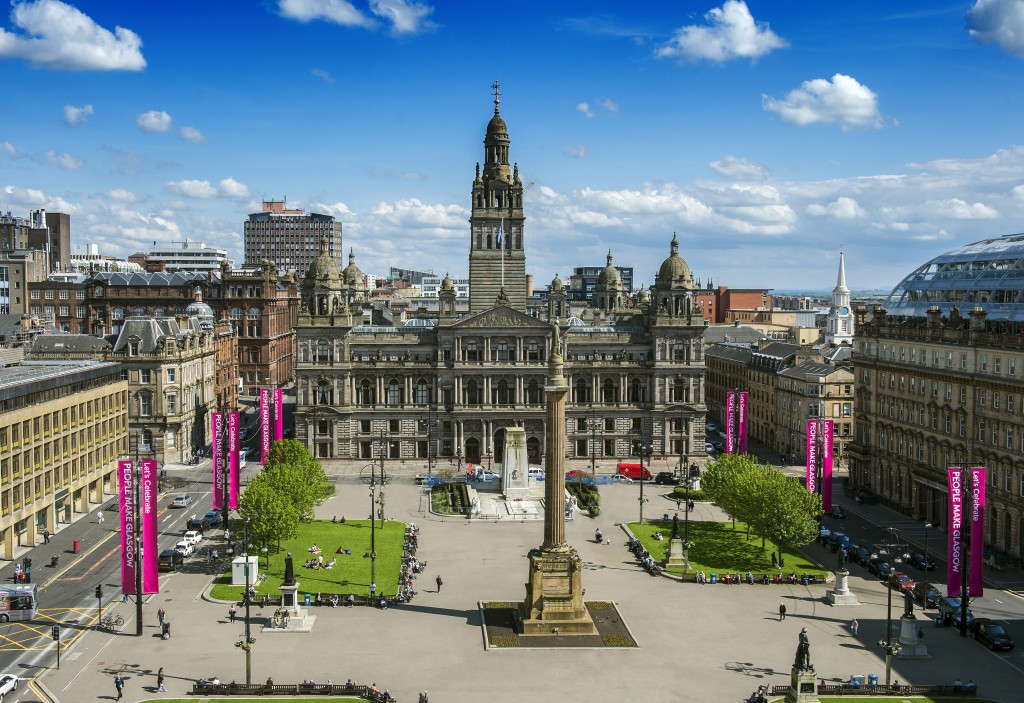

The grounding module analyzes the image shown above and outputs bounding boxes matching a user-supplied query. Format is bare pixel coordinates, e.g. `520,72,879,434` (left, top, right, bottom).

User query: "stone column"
543,368,568,550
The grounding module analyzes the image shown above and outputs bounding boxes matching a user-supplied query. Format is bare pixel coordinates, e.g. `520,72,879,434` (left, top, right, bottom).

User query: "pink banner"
822,420,834,512
228,412,240,510
140,459,159,594
211,412,223,510
948,467,963,598
805,419,818,496
260,388,271,464
737,391,748,454
970,467,986,597
274,388,283,442
725,392,736,454
117,460,137,595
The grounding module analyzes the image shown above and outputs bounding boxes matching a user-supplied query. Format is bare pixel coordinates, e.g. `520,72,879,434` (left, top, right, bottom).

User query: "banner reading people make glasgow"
947,467,963,598
228,411,240,510
118,460,137,594
725,392,736,454
970,467,986,597
737,391,749,454
140,459,159,594
211,412,223,510
260,387,271,464
805,419,818,496
274,388,284,442
822,419,834,512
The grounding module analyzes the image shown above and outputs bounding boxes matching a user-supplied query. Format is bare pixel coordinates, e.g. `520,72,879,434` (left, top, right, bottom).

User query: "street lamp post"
589,405,598,478
633,425,651,524
133,431,144,637
243,518,253,684
922,522,933,610
873,527,910,686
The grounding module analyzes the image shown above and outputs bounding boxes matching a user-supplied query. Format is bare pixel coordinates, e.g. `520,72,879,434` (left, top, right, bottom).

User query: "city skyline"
2,0,1024,291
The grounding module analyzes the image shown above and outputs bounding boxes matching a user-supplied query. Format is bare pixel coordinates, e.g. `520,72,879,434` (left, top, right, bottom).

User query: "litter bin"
934,614,943,628
867,674,878,686
709,572,718,584
73,539,81,553
304,593,311,607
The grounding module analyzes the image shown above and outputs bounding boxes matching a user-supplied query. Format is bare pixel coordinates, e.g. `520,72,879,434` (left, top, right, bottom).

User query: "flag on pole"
497,219,503,246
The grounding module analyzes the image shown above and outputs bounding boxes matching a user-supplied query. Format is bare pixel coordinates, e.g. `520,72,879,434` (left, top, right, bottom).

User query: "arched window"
495,339,510,361
628,379,644,403
415,379,430,406
132,307,145,316
317,382,333,405
230,308,244,321
495,380,512,405
602,378,616,404
574,378,591,404
316,340,331,363
387,379,402,406
154,307,165,316
527,379,540,404
112,307,124,321
360,380,375,405
249,347,261,365
465,380,481,405
247,308,262,320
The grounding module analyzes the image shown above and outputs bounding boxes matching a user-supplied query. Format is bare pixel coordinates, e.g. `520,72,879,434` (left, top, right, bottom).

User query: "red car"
889,571,916,593
565,470,589,481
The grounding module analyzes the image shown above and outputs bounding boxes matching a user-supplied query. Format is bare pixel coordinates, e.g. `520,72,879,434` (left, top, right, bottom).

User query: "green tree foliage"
702,454,821,567
238,472,300,547
261,439,331,521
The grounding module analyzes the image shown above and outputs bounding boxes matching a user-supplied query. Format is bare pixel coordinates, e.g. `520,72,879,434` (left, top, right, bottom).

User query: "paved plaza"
37,460,1023,702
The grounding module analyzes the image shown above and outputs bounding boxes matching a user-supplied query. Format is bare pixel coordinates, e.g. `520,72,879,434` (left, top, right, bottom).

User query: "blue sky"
3,0,1024,291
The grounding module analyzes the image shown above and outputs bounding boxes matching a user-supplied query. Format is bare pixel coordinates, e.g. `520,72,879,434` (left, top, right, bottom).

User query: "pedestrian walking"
157,667,166,692
419,692,429,703
229,605,237,623
435,575,443,593
114,673,125,700
676,499,682,511
42,529,50,544
157,608,166,627
779,603,787,621
97,510,105,525
850,618,859,635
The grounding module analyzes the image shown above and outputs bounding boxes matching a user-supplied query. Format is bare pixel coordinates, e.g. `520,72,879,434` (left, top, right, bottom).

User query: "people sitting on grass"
652,531,664,541
309,544,321,554
336,546,351,555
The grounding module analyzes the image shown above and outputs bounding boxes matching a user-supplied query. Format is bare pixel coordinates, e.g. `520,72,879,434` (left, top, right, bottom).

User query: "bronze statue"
837,546,847,571
284,552,295,586
794,627,811,670
903,588,915,618
671,513,680,540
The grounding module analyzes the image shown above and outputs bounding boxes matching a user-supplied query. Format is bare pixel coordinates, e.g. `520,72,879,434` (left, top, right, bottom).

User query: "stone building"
243,199,341,278
294,90,709,466
850,233,1024,561
0,360,126,559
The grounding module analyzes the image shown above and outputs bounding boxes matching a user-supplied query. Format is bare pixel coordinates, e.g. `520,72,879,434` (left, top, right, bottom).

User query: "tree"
262,439,331,521
237,472,299,550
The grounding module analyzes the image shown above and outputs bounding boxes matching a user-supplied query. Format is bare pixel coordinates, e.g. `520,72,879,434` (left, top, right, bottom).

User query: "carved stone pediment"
454,305,550,330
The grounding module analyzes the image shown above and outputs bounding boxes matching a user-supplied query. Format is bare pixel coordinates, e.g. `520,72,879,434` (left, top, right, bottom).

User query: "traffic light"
51,625,59,641
95,585,103,599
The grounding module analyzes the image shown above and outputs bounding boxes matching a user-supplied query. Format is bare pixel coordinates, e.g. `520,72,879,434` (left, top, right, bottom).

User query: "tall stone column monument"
519,322,597,636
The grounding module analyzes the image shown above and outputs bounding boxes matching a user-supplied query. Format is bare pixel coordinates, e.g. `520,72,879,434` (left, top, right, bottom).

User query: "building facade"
0,361,126,559
243,199,341,278
293,92,710,467
143,240,232,273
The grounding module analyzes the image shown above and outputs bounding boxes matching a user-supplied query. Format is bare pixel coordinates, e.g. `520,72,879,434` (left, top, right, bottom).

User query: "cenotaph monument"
502,426,530,501
518,322,597,636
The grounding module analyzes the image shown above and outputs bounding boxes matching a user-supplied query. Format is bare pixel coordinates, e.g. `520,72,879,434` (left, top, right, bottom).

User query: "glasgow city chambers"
294,89,711,469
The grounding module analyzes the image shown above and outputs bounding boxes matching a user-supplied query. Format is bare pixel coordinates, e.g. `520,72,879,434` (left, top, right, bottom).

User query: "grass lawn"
629,519,827,579
140,699,364,702
817,699,996,703
209,519,407,601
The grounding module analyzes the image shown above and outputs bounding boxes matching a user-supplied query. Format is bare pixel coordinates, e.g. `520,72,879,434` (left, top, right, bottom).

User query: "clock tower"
825,251,854,346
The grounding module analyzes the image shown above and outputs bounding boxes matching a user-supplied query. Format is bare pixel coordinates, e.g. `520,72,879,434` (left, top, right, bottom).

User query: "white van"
528,466,545,479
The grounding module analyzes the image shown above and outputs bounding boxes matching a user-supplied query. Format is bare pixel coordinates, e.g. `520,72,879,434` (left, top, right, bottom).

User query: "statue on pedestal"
671,513,680,540
903,589,915,618
284,552,295,586
837,546,847,571
794,627,812,670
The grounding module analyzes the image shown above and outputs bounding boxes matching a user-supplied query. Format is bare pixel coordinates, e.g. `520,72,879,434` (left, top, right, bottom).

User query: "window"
415,380,429,405
1009,395,1015,412
45,289,54,300
980,390,986,407
166,395,177,415
76,289,85,300
140,369,151,384
994,392,1000,409
946,352,952,367
128,341,139,356
981,354,988,372
604,418,615,432
494,340,510,361
389,419,399,433
977,422,986,442
166,368,176,383
139,394,152,417
945,384,952,401
166,430,176,449
526,342,540,361
76,305,86,318
995,357,1002,374
360,420,371,433
59,305,69,317
387,380,401,406
1010,359,1017,376
959,387,966,403
465,340,479,362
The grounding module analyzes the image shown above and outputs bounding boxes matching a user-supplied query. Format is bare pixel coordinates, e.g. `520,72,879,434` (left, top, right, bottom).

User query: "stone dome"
342,248,364,287
637,287,650,304
656,233,692,289
486,112,508,142
550,272,564,290
440,273,455,291
304,235,342,288
596,250,622,290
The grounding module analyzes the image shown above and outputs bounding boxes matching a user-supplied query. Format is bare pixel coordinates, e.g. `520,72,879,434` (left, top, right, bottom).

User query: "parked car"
938,596,975,625
173,540,194,557
610,474,633,484
0,674,20,700
478,470,501,482
655,472,680,485
829,531,850,549
158,550,184,572
202,510,222,527
867,559,891,579
170,495,192,508
913,582,941,608
713,441,725,451
906,552,935,570
183,530,203,545
889,571,916,593
704,442,716,453
969,618,1015,651
565,470,589,481
850,545,872,566
829,505,846,519
706,422,719,433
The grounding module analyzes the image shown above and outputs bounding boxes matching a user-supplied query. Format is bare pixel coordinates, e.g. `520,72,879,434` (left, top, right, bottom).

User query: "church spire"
834,250,849,294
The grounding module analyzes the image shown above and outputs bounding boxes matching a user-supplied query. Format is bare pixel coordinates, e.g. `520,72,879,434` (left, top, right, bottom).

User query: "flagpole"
500,217,505,289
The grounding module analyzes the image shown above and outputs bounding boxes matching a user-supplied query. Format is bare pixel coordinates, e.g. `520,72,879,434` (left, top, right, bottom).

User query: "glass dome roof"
883,233,1024,321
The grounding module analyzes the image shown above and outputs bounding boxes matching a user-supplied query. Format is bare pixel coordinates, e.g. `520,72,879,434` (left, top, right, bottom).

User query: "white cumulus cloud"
0,0,145,71
137,110,172,133
710,155,770,180
45,149,83,171
63,103,93,125
311,67,334,83
105,188,139,203
597,98,620,114
656,0,786,62
967,0,1024,57
931,198,999,219
218,178,250,199
0,141,19,157
763,73,884,129
805,196,867,219
179,126,207,143
165,178,250,199
278,0,435,34
576,102,594,118
369,0,435,35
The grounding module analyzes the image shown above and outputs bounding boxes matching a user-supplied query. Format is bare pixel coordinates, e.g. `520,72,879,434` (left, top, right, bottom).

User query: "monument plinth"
519,322,596,636
785,628,820,703
896,592,929,658
502,427,530,501
827,570,859,605
664,515,688,571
